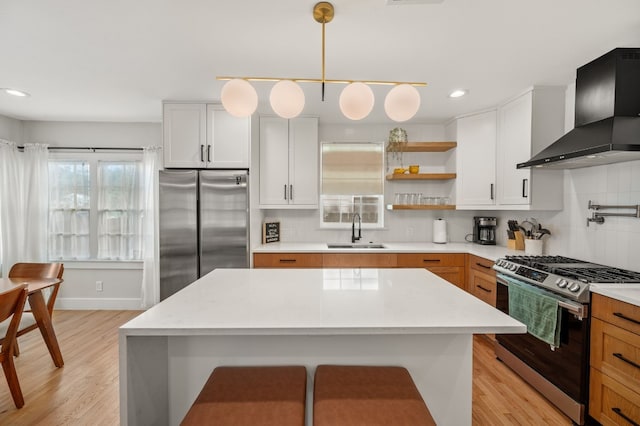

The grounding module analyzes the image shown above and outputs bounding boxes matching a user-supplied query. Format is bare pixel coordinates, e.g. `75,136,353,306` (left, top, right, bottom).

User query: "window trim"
319,141,385,229
48,151,143,262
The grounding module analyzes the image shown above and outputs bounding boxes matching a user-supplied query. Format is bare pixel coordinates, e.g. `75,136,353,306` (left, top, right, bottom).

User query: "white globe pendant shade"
384,84,421,122
221,79,258,118
270,80,305,119
339,82,375,121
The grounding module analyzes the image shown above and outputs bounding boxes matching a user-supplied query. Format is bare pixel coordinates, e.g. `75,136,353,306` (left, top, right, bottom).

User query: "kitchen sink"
327,243,386,249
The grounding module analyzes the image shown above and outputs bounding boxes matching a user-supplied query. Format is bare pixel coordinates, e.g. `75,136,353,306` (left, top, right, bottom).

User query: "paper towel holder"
433,218,447,244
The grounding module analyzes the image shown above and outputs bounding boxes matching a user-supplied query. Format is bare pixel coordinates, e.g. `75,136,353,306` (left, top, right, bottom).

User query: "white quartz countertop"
121,268,525,336
591,284,640,307
252,242,520,261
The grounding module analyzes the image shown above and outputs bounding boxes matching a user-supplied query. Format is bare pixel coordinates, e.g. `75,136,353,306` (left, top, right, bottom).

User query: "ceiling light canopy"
217,2,426,121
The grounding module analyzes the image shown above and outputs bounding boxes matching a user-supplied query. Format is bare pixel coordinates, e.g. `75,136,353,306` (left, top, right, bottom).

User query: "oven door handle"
496,275,587,319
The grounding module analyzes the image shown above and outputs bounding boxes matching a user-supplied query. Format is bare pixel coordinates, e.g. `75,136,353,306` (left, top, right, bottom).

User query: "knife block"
507,232,525,251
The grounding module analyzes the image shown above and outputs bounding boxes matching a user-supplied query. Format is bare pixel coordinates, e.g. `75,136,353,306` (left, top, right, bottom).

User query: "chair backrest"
0,286,28,351
8,263,64,280
8,263,64,315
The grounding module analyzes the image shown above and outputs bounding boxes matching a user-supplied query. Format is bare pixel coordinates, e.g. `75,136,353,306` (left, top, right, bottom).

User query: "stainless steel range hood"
518,48,640,169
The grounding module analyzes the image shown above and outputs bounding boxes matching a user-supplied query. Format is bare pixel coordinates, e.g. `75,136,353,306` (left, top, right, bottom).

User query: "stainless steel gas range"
493,255,640,425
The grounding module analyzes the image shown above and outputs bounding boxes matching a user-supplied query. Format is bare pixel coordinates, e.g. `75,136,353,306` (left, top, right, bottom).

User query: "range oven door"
495,274,590,408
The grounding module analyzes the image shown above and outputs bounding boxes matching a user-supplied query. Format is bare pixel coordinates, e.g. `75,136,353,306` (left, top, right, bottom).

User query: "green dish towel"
508,280,562,348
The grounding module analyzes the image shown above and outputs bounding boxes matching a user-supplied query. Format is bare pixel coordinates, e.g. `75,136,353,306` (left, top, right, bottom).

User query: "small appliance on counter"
473,216,497,245
433,218,447,244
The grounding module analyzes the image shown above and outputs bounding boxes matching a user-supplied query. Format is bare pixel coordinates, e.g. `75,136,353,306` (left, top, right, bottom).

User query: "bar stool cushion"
181,365,307,426
313,365,436,426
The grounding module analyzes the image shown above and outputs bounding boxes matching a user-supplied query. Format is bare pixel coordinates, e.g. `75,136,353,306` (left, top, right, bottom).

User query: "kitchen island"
119,268,524,425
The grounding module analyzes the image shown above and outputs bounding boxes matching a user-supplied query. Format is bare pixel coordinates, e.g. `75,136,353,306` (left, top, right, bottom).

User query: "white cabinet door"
163,103,206,168
259,116,318,208
497,91,532,205
259,116,290,205
289,117,318,206
207,105,249,168
456,110,497,207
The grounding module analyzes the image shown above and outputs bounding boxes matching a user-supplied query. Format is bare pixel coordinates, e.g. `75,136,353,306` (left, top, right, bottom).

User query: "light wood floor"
0,311,573,425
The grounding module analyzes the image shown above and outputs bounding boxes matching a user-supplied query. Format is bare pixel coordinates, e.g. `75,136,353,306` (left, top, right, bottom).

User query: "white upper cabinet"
455,86,565,211
207,105,250,168
455,110,497,207
163,102,250,169
163,103,207,168
259,116,318,208
496,87,565,210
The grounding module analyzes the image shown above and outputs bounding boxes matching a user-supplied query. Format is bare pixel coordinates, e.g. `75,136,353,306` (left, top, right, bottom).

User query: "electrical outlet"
96,280,103,292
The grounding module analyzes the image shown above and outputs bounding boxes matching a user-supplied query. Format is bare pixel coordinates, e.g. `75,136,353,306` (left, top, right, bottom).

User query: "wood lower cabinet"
467,254,497,307
253,253,323,268
590,294,640,425
396,253,465,289
322,253,397,268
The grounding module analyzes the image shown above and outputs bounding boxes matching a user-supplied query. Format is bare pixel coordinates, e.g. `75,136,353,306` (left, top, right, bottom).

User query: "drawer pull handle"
477,285,492,293
612,407,640,426
279,259,297,263
422,259,440,263
613,312,640,325
475,262,492,269
613,352,640,371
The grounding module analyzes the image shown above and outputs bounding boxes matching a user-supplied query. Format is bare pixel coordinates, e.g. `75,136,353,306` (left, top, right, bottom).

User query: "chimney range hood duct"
518,48,640,169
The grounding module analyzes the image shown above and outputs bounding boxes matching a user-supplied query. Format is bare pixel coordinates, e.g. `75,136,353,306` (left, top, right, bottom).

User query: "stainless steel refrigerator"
159,169,249,300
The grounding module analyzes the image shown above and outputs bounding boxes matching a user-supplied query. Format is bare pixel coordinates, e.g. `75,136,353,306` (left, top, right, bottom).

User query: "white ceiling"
1,0,639,124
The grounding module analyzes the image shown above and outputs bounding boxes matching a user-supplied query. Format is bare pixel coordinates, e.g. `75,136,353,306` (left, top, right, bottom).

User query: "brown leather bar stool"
181,365,307,426
313,365,436,426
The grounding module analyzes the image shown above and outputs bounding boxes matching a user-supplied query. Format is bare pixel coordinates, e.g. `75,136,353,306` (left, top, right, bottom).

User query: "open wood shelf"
386,173,456,181
386,142,457,152
387,204,456,210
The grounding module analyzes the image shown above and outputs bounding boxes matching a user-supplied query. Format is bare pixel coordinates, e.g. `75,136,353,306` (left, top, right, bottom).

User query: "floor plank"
0,311,573,425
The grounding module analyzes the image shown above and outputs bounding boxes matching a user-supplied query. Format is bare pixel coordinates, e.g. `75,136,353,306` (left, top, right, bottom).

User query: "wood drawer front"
396,253,465,268
253,253,323,268
427,267,465,290
467,254,496,276
593,294,640,335
322,253,397,268
469,268,496,307
591,318,640,394
590,367,640,425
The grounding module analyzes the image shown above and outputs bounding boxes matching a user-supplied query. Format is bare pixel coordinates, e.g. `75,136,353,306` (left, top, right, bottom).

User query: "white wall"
0,114,24,142
0,118,161,309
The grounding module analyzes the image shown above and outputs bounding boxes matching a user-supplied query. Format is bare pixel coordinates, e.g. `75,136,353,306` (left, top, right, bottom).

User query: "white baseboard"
56,297,143,310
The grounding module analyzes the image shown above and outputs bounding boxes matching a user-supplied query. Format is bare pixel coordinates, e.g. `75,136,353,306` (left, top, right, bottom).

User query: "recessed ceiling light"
448,89,467,98
3,88,30,97
586,155,597,159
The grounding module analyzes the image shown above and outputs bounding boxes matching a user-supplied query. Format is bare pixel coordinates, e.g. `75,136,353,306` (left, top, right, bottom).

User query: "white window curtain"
140,146,161,308
0,140,49,276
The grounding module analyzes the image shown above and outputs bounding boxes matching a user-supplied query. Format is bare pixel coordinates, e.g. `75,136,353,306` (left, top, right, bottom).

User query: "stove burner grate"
552,267,640,283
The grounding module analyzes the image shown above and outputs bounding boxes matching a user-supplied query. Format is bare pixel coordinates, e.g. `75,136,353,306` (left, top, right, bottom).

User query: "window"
320,142,384,228
48,154,143,260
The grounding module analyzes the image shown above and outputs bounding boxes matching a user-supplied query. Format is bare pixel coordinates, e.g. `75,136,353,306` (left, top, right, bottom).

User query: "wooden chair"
7,263,64,354
0,285,29,408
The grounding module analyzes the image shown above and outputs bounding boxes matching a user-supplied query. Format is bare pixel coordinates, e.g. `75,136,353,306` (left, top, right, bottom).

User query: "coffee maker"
473,217,497,245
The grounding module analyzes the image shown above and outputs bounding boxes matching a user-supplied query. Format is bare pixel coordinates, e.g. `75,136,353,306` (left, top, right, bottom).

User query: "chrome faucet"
351,213,362,243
